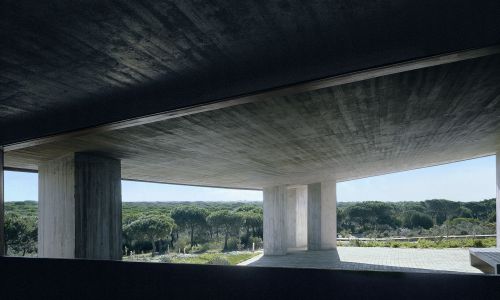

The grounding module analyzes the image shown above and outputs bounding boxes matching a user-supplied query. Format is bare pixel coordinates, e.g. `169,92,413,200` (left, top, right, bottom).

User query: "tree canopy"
207,210,244,250
171,206,209,246
4,213,37,256
124,215,174,255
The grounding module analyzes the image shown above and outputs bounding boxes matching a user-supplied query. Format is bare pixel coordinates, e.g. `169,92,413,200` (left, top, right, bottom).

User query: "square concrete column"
0,148,4,256
497,153,499,248
38,153,122,260
263,185,287,255
307,180,337,250
286,186,307,249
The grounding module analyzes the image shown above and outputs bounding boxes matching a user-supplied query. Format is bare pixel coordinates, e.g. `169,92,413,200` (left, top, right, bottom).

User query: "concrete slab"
5,54,500,189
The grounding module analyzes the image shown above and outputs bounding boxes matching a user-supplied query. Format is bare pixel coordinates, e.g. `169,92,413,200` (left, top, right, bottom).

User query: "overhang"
2,0,500,145
5,53,500,189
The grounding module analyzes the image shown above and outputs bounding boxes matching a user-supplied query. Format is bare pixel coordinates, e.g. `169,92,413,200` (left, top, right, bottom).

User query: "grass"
124,251,261,265
340,237,496,249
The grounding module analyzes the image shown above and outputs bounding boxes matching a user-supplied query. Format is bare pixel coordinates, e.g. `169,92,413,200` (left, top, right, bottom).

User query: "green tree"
238,211,263,247
207,210,243,251
5,213,38,256
239,211,262,235
123,215,174,256
171,206,208,247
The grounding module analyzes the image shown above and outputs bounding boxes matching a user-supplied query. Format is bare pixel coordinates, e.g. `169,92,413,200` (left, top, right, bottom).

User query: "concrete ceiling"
2,0,500,145
5,55,500,189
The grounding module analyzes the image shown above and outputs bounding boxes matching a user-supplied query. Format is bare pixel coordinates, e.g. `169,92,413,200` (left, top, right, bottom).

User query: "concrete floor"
239,247,483,274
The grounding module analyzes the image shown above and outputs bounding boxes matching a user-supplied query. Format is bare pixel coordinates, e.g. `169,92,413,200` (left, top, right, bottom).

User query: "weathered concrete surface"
286,186,308,249
307,183,322,250
38,155,76,258
321,180,337,249
0,149,4,255
38,153,122,259
74,153,122,259
2,1,500,145
308,181,337,250
263,185,287,256
286,188,297,249
295,186,308,248
243,248,482,274
5,54,500,189
497,152,499,248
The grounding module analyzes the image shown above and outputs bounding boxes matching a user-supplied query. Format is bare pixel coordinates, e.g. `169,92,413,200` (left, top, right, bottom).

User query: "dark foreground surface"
0,257,499,300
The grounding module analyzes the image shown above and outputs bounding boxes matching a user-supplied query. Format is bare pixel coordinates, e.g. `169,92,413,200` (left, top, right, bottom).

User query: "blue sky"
4,155,496,203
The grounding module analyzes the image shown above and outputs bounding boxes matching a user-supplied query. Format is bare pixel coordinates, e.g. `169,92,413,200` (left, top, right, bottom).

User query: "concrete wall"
38,153,122,259
263,185,287,255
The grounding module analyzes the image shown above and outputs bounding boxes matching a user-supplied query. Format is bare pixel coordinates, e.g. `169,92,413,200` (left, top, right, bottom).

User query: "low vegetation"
341,237,496,248
124,251,259,265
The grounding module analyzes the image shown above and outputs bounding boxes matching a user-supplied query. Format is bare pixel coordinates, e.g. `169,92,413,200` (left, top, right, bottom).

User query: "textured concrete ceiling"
2,0,500,145
5,55,500,189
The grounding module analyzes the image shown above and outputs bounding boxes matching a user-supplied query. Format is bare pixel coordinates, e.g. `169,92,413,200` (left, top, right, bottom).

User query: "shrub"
206,256,230,265
206,241,224,251
190,243,209,254
348,239,362,247
472,239,484,248
175,236,191,252
389,242,400,248
159,255,173,263
248,236,263,250
225,237,242,251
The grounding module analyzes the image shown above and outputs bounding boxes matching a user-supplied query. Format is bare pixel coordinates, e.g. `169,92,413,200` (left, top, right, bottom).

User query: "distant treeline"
3,198,496,256
337,198,496,238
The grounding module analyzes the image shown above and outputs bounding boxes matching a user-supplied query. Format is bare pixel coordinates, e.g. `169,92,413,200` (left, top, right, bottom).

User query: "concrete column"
0,148,4,256
263,185,287,255
286,186,308,249
286,188,297,249
497,153,499,248
296,186,308,248
307,180,337,250
38,152,122,260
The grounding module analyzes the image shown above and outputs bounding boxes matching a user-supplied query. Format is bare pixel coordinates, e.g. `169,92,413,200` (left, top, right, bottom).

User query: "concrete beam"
308,181,337,250
263,185,287,255
38,153,122,259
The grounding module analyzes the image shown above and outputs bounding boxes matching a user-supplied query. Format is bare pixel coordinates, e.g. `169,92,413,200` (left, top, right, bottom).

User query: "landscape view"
4,197,496,265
